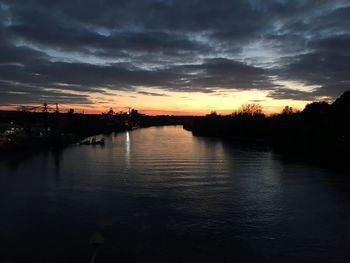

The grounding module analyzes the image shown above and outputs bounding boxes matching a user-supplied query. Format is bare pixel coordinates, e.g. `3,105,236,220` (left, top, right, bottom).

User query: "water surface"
1,126,350,262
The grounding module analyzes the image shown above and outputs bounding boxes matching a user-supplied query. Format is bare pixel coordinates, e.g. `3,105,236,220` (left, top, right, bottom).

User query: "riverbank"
0,111,129,157
184,91,350,170
0,110,195,158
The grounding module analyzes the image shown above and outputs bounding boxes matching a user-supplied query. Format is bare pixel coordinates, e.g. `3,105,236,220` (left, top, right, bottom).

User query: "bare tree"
238,104,263,116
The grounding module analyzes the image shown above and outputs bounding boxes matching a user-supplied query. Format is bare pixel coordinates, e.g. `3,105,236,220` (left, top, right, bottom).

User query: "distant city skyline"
0,0,349,115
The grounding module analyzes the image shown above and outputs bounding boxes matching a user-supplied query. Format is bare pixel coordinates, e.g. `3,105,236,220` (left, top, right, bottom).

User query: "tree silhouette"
237,104,263,116
281,106,295,115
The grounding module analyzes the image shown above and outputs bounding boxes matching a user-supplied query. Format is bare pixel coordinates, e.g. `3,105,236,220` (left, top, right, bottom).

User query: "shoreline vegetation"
184,91,350,170
0,109,194,158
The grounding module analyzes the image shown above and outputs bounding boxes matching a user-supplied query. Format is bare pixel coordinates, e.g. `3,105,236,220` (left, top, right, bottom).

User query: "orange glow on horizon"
0,103,306,116
0,87,315,115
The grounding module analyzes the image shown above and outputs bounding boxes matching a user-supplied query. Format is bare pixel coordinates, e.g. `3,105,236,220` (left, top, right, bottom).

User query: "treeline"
184,91,350,167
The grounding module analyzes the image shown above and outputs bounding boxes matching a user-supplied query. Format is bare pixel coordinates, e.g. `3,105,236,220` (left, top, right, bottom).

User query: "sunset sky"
0,0,349,115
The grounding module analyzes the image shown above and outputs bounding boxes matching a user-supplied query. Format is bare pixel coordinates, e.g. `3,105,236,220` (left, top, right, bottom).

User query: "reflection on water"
0,126,350,262
125,131,130,168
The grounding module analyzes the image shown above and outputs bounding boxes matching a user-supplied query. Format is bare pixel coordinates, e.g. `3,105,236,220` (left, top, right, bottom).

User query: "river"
1,126,350,262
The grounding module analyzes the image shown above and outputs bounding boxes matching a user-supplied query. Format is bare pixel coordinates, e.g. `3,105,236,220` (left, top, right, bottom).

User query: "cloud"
0,0,349,105
137,91,168,97
273,48,350,99
0,81,91,105
267,88,321,101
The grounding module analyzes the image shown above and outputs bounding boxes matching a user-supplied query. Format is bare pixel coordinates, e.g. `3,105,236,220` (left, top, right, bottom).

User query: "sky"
0,0,349,115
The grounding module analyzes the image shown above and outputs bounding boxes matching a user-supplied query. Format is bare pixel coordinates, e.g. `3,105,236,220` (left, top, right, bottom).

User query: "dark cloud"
0,0,349,105
137,91,168,97
0,81,91,105
308,35,350,55
250,99,266,103
272,49,350,99
267,88,321,101
0,54,274,94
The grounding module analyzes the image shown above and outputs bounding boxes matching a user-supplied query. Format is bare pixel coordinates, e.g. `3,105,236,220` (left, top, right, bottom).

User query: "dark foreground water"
1,126,350,262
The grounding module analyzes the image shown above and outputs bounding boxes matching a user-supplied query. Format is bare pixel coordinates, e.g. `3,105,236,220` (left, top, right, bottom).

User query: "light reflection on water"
125,131,130,169
0,126,350,262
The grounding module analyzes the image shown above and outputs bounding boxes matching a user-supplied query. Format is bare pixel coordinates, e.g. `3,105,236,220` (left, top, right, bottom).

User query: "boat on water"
92,137,105,145
79,137,105,146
